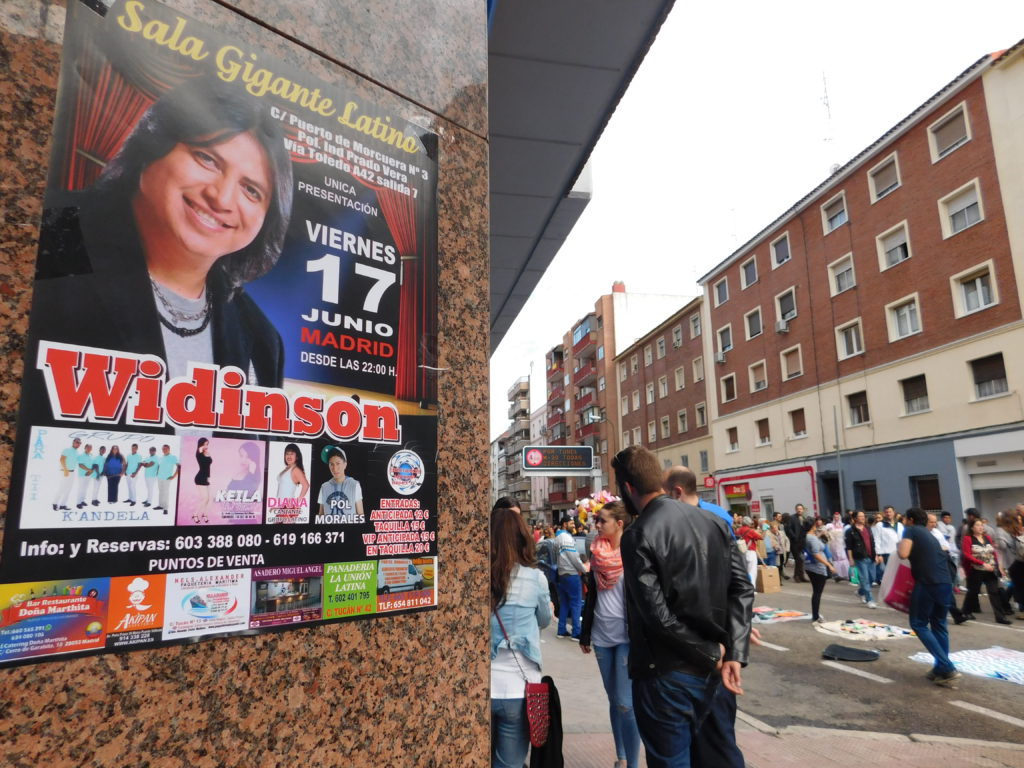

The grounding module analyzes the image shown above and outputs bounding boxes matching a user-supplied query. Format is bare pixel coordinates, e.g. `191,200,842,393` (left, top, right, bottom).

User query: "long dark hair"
490,506,536,611
283,443,306,474
96,77,293,293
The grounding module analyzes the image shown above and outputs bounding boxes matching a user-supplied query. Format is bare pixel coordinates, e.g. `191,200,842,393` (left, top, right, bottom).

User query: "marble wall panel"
0,1,489,764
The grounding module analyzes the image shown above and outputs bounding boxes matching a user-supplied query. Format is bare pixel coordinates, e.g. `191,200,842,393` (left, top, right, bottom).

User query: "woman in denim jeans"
490,506,552,768
579,501,641,768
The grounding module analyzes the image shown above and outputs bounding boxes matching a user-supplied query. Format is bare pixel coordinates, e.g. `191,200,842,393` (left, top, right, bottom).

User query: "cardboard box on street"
756,565,781,593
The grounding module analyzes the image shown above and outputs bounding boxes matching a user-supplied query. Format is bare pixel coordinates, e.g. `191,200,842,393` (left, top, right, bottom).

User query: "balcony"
507,376,529,402
497,462,508,476
575,421,601,440
573,361,597,387
546,355,564,381
572,330,598,358
508,397,529,419
508,478,531,495
547,409,565,428
511,417,530,435
547,383,565,403
548,491,568,504
549,435,566,446
575,390,595,411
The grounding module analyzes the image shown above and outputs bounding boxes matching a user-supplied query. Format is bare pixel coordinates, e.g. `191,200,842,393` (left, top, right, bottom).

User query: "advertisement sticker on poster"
0,0,439,668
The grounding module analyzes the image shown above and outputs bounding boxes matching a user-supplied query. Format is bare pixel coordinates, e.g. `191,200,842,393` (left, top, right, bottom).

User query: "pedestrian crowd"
489,450,1024,767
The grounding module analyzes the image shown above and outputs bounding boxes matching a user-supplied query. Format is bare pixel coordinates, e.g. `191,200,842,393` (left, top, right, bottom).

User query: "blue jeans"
556,573,583,637
909,582,955,676
594,643,641,768
491,698,528,768
633,670,743,768
764,551,777,568
854,558,875,603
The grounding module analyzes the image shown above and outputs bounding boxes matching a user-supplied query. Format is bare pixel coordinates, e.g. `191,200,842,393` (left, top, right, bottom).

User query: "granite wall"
0,1,490,765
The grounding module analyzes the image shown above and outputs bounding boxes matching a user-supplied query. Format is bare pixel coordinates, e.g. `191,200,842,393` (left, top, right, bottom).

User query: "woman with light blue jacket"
490,505,552,768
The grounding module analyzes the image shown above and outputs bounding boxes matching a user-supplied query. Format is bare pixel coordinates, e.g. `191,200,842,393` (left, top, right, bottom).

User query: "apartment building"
615,297,716,499
543,282,687,513
696,42,1024,520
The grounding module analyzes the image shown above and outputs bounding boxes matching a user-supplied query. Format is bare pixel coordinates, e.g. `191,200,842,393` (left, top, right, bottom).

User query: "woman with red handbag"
491,505,553,768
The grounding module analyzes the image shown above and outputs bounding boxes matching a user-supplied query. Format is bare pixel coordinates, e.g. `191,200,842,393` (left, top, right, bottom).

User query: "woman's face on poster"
238,447,255,472
284,449,297,466
134,131,272,267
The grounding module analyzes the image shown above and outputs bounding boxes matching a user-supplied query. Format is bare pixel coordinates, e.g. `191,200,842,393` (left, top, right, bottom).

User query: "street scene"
545,571,1024,767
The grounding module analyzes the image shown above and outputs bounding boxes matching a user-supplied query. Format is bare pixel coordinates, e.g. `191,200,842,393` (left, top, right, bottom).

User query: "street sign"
522,445,594,471
703,476,715,489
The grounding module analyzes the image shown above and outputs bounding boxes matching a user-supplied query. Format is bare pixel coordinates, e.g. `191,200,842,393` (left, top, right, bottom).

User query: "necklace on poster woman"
150,276,213,337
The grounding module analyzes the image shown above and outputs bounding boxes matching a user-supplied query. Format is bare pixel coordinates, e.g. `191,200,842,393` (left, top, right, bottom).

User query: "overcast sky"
489,1,1024,440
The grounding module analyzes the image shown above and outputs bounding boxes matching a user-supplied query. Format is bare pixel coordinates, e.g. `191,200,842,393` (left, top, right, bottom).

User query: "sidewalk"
561,722,1024,767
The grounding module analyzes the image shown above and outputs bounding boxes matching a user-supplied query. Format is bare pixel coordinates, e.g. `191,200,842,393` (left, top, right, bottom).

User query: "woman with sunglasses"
579,500,639,768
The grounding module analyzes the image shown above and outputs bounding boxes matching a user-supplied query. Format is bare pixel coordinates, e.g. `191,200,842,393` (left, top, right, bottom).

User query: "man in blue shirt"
141,446,159,507
898,506,961,687
76,443,95,508
663,466,733,528
53,436,81,511
156,444,180,513
125,444,144,507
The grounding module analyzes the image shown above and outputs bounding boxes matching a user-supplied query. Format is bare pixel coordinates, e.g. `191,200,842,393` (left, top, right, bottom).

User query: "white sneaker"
814,616,826,624
867,601,878,609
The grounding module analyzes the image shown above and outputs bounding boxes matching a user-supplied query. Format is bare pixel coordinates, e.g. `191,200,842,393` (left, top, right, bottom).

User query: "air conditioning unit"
715,351,726,364
775,320,790,333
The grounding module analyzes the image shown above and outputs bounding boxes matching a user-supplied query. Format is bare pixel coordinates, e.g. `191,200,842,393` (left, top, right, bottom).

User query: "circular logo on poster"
525,449,543,467
387,450,425,495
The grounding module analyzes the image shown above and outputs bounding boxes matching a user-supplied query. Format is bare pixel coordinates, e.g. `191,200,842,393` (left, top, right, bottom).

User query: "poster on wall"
0,0,439,667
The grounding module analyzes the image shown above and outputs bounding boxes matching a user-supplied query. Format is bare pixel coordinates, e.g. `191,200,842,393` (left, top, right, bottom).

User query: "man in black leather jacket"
613,446,753,768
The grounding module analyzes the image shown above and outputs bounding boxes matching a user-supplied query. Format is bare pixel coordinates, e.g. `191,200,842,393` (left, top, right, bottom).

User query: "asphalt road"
543,574,1024,744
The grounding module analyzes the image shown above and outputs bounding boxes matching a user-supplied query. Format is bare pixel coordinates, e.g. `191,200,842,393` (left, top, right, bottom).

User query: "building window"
644,345,653,366
912,475,943,511
781,346,802,379
749,360,767,392
714,278,729,307
854,480,879,512
717,325,733,354
648,421,657,443
756,418,771,446
822,193,848,234
929,102,970,161
848,391,870,426
620,396,628,415
598,376,606,392
721,374,737,403
601,439,607,455
696,402,707,427
646,382,655,404
868,154,900,201
741,256,758,288
771,233,791,267
971,353,1008,399
656,337,666,359
677,409,688,433
745,307,763,340
940,180,983,237
877,222,911,270
674,366,685,390
829,254,856,295
672,325,683,348
658,375,668,398
951,261,997,317
836,319,864,359
632,427,641,445
690,313,702,338
901,374,929,415
618,363,627,382
776,288,797,322
693,357,705,382
886,294,921,341
699,450,709,473
632,390,640,410
597,345,604,360
726,426,739,452
631,354,638,374
789,408,806,438
660,416,671,439
680,454,689,468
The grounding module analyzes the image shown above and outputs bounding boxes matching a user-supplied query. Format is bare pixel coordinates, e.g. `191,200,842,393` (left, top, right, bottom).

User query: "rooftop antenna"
822,72,841,176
